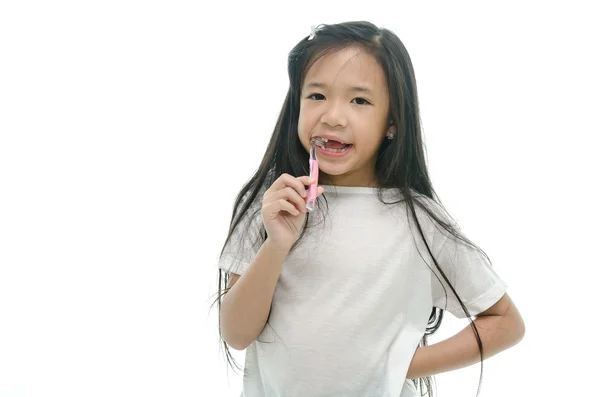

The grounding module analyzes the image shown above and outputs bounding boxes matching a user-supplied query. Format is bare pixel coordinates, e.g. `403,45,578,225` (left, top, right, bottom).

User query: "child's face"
298,46,393,187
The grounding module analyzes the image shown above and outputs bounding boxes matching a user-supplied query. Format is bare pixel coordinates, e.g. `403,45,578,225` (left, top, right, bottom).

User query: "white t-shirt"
218,185,508,397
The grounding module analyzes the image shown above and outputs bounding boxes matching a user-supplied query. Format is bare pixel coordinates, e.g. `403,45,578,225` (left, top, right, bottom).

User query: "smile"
316,144,353,157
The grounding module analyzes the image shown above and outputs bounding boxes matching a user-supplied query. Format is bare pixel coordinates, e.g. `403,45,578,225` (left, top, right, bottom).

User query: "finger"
270,173,294,193
273,198,301,217
285,175,314,198
271,187,306,213
295,176,316,198
271,174,313,198
299,175,316,186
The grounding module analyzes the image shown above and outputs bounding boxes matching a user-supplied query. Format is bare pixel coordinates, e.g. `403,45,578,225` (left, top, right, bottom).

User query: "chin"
319,169,350,180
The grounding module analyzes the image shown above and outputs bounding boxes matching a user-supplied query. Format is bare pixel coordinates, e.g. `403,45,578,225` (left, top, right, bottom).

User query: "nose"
319,99,347,128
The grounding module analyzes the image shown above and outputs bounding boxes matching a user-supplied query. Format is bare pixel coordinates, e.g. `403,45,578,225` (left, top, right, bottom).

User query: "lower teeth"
324,146,350,153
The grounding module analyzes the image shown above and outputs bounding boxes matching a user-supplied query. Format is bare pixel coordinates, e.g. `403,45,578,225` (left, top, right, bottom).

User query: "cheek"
297,106,313,136
297,120,305,145
297,108,310,149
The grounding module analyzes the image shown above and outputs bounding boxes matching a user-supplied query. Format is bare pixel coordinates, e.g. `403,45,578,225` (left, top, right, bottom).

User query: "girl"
215,21,525,397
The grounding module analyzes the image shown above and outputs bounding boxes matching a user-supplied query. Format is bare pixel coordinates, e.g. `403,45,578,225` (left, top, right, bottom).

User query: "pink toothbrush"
306,137,326,212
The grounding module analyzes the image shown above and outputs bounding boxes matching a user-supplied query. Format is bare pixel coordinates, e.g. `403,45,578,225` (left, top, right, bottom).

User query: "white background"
1,1,599,396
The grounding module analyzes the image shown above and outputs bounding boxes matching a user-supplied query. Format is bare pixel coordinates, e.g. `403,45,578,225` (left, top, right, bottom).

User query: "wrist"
264,237,292,254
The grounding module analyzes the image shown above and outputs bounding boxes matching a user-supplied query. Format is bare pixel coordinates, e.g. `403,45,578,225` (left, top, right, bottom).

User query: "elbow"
220,327,252,351
509,315,526,348
517,318,526,343
228,338,251,351
508,296,526,345
219,305,254,351
218,282,260,351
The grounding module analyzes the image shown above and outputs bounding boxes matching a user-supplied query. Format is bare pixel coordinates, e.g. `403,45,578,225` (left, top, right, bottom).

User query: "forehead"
303,46,387,93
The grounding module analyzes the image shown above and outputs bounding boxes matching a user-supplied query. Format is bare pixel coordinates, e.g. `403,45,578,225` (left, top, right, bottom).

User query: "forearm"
220,238,290,350
407,313,525,379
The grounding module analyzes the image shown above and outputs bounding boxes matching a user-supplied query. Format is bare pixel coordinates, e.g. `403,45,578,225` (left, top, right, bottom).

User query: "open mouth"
311,137,353,153
321,142,352,153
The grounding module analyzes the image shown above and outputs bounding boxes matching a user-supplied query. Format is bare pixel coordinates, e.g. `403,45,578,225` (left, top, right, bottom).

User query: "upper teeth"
319,137,347,144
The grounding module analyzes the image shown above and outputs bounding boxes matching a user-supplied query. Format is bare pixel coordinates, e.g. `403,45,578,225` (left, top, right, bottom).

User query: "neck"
319,173,379,188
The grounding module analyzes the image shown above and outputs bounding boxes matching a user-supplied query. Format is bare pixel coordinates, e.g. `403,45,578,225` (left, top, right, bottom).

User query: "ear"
386,120,396,138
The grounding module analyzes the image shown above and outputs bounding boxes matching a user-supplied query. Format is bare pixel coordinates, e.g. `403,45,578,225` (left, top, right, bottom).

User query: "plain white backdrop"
1,1,599,396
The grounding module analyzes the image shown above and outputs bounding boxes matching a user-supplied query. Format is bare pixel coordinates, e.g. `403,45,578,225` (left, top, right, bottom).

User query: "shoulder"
401,191,462,252
409,192,457,226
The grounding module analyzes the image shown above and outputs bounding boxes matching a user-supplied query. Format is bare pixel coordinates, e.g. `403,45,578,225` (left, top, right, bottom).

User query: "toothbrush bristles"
311,137,327,148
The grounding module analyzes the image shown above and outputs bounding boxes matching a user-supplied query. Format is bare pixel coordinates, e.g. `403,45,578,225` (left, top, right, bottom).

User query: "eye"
307,93,325,100
351,97,371,105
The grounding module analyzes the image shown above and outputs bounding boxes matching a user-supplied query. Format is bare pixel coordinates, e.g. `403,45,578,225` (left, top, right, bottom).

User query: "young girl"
215,21,525,397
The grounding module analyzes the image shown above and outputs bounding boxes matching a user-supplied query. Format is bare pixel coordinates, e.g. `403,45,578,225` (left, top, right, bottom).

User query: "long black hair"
213,21,492,397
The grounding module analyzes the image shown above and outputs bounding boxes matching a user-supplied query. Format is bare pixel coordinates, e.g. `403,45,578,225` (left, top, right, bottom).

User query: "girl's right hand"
261,173,325,250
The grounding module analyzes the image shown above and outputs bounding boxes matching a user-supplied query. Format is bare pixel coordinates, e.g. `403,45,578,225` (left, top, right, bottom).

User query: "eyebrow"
304,82,373,94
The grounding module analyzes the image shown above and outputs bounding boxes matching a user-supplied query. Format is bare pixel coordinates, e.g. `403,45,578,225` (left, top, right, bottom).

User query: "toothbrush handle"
305,159,319,212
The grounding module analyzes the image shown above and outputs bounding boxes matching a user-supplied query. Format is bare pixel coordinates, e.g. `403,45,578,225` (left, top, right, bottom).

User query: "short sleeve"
412,195,508,319
217,200,264,276
430,226,508,318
